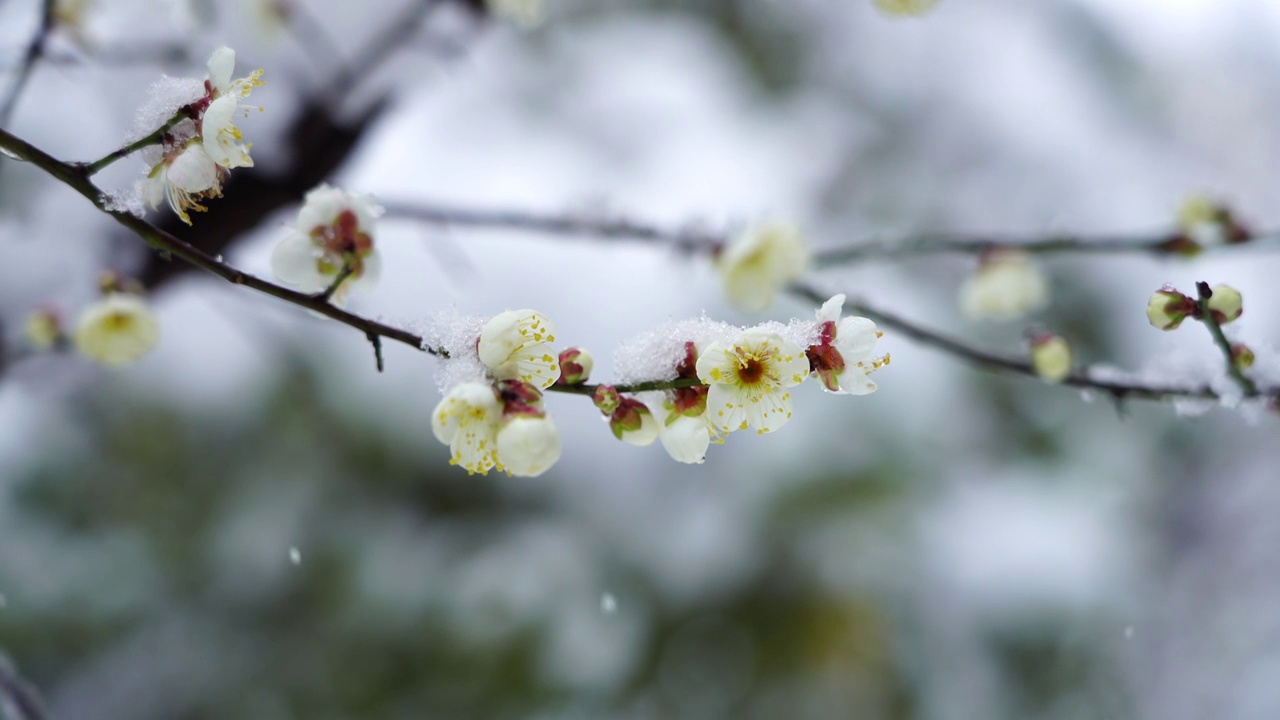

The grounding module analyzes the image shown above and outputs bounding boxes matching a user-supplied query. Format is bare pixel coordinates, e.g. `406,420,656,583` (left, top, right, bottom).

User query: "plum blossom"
141,139,222,225
806,294,886,395
431,382,504,475
696,329,811,435
477,310,560,390
874,0,940,16
271,185,382,302
200,47,264,169
497,415,561,477
73,293,160,367
1029,333,1073,383
718,223,809,312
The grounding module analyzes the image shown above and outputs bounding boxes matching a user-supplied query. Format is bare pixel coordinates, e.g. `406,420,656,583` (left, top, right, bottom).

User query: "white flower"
271,184,382,302
614,401,660,447
73,294,160,367
659,413,715,464
718,223,809,312
25,308,61,350
874,0,939,17
432,382,503,475
477,310,560,390
959,250,1049,321
696,329,811,435
201,47,263,169
141,139,223,225
497,415,561,477
809,294,886,395
487,0,545,27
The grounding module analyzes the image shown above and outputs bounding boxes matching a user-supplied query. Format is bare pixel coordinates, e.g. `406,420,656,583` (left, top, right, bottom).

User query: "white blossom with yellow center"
73,294,160,367
811,294,887,395
497,415,561,477
718,223,809,312
431,383,503,475
695,329,811,435
201,47,264,170
477,310,560,390
959,250,1049,321
141,139,222,226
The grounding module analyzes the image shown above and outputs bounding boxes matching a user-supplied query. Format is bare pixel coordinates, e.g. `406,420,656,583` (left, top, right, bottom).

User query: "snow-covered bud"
718,223,809,312
1029,332,1072,383
960,250,1049,321
476,309,560,390
432,382,503,475
271,184,382,303
1231,343,1255,371
608,399,660,447
1205,284,1243,325
24,307,62,350
497,415,561,477
697,329,810,435
806,294,887,395
557,347,592,385
874,0,940,16
73,293,160,367
1146,288,1195,331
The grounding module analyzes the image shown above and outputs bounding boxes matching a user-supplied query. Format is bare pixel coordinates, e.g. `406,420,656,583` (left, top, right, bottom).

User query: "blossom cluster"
26,275,161,367
430,295,889,477
140,48,263,225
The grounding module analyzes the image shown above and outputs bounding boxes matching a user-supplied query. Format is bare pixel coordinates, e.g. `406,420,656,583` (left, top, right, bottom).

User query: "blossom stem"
1194,281,1259,397
315,264,355,303
81,110,188,175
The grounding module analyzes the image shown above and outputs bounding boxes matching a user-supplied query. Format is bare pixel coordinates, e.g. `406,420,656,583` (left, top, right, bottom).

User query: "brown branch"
0,0,56,128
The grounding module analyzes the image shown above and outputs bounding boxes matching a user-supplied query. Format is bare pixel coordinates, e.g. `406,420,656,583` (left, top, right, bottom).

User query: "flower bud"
24,308,62,350
592,385,620,415
609,399,659,447
959,250,1049,321
1231,343,1255,370
1146,288,1195,331
557,347,593,385
1206,284,1242,325
1029,333,1073,383
496,415,561,477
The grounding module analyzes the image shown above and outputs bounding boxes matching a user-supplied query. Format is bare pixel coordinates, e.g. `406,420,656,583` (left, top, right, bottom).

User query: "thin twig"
315,264,355,303
811,231,1280,266
1194,281,1258,397
0,653,48,720
787,281,1248,403
381,200,724,254
0,0,56,128
320,0,443,103
80,110,188,175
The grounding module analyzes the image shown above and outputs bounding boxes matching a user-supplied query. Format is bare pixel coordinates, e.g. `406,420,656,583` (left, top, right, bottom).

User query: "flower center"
737,357,765,385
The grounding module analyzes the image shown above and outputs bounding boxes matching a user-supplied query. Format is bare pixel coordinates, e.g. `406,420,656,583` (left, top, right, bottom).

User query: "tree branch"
0,0,56,128
1194,282,1258,397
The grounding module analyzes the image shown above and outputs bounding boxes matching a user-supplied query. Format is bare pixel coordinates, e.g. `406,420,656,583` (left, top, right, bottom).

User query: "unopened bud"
24,308,62,350
557,347,593,385
1206,284,1243,325
1231,343,1255,370
1146,288,1195,331
1029,333,1073,383
592,385,620,415
608,398,659,447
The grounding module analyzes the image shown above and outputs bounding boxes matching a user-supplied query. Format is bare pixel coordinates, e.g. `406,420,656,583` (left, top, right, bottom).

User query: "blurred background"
2,0,1280,718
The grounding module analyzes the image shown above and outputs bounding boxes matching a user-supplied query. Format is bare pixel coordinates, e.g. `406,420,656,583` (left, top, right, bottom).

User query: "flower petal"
270,233,328,292
659,414,712,464
206,47,236,93
497,415,561,477
834,316,878,363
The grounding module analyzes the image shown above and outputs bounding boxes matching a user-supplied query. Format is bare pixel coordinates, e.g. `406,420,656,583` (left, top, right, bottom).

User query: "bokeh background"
3,0,1280,718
